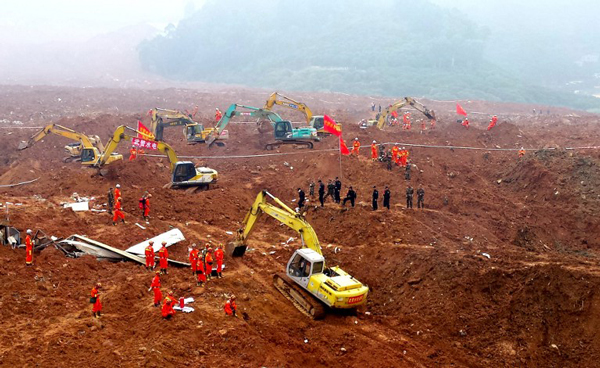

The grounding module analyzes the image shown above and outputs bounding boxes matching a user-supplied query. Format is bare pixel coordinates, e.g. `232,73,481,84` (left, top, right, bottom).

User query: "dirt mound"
1,85,600,367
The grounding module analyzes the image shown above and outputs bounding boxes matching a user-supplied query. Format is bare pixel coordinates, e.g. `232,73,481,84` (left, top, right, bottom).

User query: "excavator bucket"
226,240,247,257
17,141,29,150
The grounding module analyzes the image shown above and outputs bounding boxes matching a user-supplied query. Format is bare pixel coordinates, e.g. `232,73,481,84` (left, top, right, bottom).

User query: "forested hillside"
139,0,600,110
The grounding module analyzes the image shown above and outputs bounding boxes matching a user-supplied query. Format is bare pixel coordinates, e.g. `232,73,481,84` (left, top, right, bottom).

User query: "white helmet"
355,137,358,141
116,184,121,188
27,229,32,234
372,140,376,143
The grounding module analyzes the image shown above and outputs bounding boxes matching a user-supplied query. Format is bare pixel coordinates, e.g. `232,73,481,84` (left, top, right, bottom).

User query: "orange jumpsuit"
462,118,469,129
113,200,125,223
129,147,137,161
205,252,213,277
403,113,411,130
351,140,360,156
487,116,498,131
143,197,150,218
91,287,102,313
400,150,409,167
224,299,237,316
189,249,199,273
519,149,526,158
215,111,223,122
158,246,168,271
392,146,399,163
25,234,33,265
215,248,224,274
196,257,206,284
114,188,121,202
150,275,162,306
145,245,155,268
371,144,377,160
161,295,176,318
430,119,436,129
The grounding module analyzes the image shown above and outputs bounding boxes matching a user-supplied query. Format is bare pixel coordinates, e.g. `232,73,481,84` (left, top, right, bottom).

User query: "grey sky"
0,0,205,43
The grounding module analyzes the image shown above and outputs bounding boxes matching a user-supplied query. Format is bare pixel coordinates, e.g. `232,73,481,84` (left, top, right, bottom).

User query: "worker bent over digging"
224,295,237,317
112,197,125,225
148,271,162,307
161,291,176,320
90,282,102,318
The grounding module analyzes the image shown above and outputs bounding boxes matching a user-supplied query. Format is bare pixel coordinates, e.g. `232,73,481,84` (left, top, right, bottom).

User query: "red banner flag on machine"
323,115,342,137
137,120,154,140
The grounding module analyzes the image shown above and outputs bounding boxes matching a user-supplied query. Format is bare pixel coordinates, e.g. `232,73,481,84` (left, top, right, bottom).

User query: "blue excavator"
205,104,320,150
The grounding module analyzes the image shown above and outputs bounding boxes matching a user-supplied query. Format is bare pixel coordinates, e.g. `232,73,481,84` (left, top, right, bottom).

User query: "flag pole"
338,137,343,180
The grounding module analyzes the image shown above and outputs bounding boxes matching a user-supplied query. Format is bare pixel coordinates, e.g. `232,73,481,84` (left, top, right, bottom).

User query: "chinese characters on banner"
131,138,158,150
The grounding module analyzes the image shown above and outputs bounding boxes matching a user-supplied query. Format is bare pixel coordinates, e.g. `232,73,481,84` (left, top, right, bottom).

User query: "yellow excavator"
149,108,227,146
95,125,218,190
228,190,368,319
18,124,109,163
376,97,436,129
264,92,341,136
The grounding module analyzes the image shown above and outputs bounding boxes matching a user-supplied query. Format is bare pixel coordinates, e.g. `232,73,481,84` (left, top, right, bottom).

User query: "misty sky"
0,0,205,43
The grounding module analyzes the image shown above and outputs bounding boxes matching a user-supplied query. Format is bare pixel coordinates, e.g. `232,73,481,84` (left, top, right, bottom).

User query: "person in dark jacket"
383,186,391,210
318,180,325,207
334,177,342,204
406,185,414,209
342,187,357,207
298,188,305,210
417,185,425,209
372,186,379,210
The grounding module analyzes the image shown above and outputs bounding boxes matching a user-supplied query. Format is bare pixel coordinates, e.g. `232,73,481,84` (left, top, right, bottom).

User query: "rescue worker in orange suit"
351,138,360,156
139,192,151,220
400,147,409,167
145,241,155,270
205,248,214,280
430,119,436,129
519,147,526,158
461,118,469,129
161,291,176,320
158,241,168,275
392,144,399,165
196,255,206,287
129,146,137,161
371,141,378,161
114,184,122,202
215,108,223,122
112,197,125,225
25,229,33,266
224,295,237,317
189,243,199,275
403,112,411,130
215,245,224,278
91,282,102,318
148,270,162,307
487,115,498,131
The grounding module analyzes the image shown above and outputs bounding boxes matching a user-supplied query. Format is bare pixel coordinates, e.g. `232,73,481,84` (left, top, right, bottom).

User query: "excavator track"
264,141,314,150
273,273,325,320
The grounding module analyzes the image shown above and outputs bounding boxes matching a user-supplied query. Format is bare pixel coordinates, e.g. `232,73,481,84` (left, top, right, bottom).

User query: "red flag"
339,137,350,155
456,103,468,116
137,120,154,140
323,115,342,137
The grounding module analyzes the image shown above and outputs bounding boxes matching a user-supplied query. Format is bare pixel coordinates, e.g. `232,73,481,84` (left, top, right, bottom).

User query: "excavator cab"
287,249,325,289
309,116,325,131
80,148,99,164
185,124,205,142
273,121,294,139
172,162,197,183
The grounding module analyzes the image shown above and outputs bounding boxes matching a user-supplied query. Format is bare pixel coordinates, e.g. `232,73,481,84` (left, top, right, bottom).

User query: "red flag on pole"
339,137,350,155
137,120,154,140
323,115,342,137
456,103,468,116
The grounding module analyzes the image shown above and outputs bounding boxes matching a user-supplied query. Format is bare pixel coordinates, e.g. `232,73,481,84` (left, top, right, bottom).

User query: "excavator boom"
377,97,436,129
18,124,96,150
264,92,313,123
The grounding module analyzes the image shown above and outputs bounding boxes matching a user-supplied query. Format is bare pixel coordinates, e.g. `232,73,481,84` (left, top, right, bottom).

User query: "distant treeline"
138,0,600,111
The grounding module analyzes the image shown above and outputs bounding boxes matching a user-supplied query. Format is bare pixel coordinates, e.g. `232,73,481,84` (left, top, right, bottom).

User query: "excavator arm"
149,108,195,141
206,104,284,146
264,92,313,123
376,97,436,129
230,190,323,258
18,124,96,150
98,125,179,172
